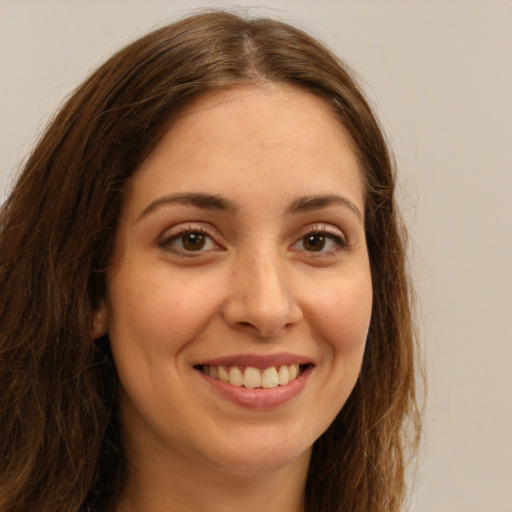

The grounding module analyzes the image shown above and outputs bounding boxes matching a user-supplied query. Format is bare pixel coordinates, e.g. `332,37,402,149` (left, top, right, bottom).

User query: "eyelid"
158,222,223,254
295,223,347,243
290,223,349,254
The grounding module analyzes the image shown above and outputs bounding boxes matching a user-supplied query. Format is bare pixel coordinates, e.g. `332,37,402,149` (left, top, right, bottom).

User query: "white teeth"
201,363,304,388
244,367,261,388
288,363,298,380
277,365,290,385
261,367,279,388
208,366,219,379
218,366,229,383
229,366,244,387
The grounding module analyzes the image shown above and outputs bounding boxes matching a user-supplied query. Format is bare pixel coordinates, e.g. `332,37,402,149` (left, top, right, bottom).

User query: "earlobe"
91,301,108,339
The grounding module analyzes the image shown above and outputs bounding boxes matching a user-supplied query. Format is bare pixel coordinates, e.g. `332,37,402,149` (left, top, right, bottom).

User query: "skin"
94,84,373,512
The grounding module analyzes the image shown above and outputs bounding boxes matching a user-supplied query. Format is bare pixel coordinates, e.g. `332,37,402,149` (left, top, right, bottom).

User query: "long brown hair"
0,11,421,512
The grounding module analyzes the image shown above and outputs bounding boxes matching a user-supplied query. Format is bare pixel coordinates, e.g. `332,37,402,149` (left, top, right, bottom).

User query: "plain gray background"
1,1,511,511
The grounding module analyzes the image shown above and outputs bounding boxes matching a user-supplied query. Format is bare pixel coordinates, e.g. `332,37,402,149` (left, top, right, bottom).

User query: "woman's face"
99,85,373,476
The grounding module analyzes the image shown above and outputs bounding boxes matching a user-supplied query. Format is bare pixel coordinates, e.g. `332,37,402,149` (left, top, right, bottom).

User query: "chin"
201,429,313,476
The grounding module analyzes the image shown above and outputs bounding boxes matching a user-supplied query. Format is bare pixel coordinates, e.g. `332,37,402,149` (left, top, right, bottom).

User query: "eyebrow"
137,192,239,221
288,194,363,222
137,192,363,222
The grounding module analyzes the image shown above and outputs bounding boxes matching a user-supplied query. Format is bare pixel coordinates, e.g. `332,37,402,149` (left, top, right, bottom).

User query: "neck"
114,445,310,512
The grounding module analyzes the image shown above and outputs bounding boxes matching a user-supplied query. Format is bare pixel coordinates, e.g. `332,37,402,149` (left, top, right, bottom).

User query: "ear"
91,300,108,339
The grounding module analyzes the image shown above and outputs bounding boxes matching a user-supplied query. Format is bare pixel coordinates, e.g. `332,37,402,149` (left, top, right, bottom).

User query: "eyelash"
158,225,219,256
158,224,348,256
291,225,348,254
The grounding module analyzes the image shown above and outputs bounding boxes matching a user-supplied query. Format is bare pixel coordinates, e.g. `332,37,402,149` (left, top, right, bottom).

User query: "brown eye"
303,234,326,251
181,232,206,251
160,229,218,254
291,228,348,255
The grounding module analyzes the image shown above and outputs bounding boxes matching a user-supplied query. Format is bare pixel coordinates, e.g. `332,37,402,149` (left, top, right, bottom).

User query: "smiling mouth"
195,364,311,389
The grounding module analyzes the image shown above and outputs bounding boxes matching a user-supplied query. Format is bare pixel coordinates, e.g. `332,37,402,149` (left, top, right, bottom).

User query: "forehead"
127,84,364,217
160,84,357,160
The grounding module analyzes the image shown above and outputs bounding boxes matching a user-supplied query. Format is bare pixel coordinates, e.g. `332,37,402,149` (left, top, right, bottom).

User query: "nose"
221,251,303,338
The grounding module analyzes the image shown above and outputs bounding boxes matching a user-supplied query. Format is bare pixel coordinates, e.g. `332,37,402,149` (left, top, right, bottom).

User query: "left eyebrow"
287,194,364,222
136,192,239,222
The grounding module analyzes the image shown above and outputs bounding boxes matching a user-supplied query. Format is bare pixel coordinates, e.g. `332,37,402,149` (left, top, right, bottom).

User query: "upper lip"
192,352,314,369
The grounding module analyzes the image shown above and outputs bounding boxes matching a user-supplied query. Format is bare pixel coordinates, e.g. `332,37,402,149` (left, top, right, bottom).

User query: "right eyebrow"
136,192,240,222
287,193,364,223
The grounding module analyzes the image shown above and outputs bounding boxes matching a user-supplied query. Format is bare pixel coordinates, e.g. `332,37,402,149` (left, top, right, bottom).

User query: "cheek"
307,271,372,408
107,267,224,355
295,273,372,441
311,274,373,351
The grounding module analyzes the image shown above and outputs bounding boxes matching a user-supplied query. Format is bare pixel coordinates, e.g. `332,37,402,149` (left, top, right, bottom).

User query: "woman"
0,10,421,512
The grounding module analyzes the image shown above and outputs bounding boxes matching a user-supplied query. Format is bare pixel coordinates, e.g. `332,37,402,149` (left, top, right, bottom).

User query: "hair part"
0,10,421,512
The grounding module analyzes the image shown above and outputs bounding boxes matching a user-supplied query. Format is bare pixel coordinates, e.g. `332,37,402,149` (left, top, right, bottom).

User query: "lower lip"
197,366,313,409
